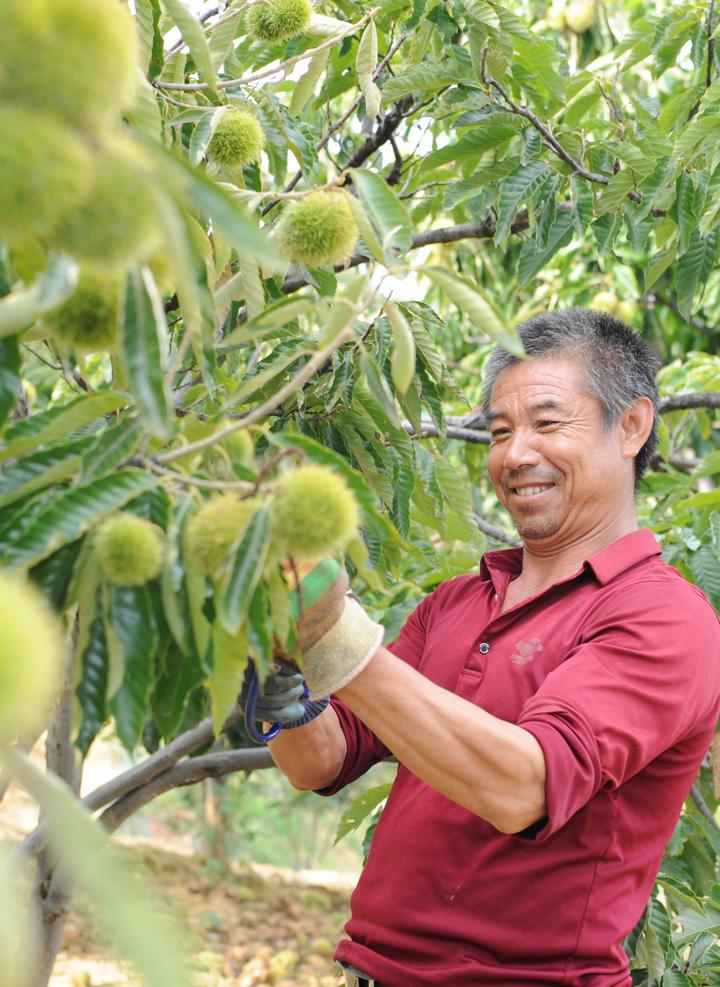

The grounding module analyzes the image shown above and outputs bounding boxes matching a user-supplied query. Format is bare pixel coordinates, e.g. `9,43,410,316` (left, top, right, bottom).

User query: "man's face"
486,356,634,548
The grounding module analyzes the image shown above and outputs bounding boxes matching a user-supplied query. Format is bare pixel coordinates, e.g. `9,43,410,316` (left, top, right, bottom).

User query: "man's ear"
619,397,654,460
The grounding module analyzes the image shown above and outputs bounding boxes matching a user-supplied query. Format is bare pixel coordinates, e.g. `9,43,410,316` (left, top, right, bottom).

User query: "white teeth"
513,485,550,497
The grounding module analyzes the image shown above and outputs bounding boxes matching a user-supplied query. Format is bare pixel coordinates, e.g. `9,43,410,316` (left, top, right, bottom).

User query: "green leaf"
80,418,143,483
0,391,128,464
644,240,678,291
598,171,634,213
29,538,84,612
108,586,159,750
226,345,307,408
423,267,522,354
0,335,21,429
351,168,413,255
495,162,551,245
386,301,416,395
76,597,110,755
671,111,720,163
675,229,719,318
334,782,392,843
220,295,315,347
688,546,720,608
0,438,90,510
319,272,368,346
1,469,158,571
121,268,173,438
219,504,271,634
0,254,78,338
518,210,575,286
209,622,249,735
247,581,273,679
188,107,225,166
290,48,330,116
0,748,195,987
356,21,381,119
420,116,525,173
160,0,218,92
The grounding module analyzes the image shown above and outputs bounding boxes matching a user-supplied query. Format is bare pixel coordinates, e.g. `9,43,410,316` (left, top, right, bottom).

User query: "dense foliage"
1,0,720,982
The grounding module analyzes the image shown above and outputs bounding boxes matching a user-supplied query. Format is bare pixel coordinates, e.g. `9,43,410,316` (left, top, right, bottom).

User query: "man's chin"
512,515,563,541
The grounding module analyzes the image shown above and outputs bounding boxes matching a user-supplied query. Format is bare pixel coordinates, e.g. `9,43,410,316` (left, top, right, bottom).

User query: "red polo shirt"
321,529,720,986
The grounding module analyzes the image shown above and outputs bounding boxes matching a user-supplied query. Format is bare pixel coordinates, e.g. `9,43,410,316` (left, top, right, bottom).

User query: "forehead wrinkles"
488,380,575,422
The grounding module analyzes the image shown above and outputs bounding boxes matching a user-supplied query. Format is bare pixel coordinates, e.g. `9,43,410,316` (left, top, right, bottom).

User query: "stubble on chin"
511,513,563,540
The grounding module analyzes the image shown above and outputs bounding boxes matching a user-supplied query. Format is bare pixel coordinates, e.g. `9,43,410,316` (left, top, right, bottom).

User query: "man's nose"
500,427,542,471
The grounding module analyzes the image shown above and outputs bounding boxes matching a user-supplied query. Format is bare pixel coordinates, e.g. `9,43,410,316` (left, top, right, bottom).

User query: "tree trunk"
202,777,228,866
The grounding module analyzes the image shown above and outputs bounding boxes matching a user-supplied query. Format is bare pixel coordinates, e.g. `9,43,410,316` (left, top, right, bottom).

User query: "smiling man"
265,310,720,987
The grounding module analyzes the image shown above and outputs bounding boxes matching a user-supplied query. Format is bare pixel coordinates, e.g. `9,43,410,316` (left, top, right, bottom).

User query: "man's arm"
267,703,347,791
336,646,547,835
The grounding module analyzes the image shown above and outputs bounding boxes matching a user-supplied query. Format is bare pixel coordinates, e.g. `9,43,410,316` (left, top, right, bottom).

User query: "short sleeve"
517,581,720,840
315,587,440,796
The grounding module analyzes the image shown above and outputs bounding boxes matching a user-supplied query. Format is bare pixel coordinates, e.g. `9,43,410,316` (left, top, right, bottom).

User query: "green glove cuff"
301,596,385,699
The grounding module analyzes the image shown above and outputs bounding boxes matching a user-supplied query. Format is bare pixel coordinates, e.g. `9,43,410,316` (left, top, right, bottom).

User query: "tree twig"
690,783,720,833
707,0,717,89
101,749,275,833
261,34,407,217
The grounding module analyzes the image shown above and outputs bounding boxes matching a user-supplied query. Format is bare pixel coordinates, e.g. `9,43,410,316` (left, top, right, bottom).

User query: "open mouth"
508,484,554,500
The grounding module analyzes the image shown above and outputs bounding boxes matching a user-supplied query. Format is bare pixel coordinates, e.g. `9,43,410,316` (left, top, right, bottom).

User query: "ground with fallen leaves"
51,839,351,987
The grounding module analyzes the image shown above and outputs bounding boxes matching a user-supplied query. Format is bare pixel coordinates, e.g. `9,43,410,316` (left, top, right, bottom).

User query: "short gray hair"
482,309,661,483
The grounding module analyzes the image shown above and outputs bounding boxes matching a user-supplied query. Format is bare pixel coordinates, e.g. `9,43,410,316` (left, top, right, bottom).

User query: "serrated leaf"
675,229,719,318
219,295,314,346
319,272,367,346
356,21,381,118
125,68,163,138
518,210,574,285
290,47,330,116
644,240,677,291
108,586,159,750
237,253,265,319
188,107,225,166
420,116,525,173
0,392,128,463
351,168,413,255
76,598,109,755
226,345,307,408
121,268,173,438
688,545,720,608
334,782,392,843
160,0,218,92
0,254,78,338
423,267,522,354
495,162,551,245
0,439,90,510
29,538,84,612
80,418,142,483
209,622,249,735
208,11,239,69
672,111,720,163
1,469,158,571
385,301,416,395
346,194,387,264
219,504,271,634
598,171,634,213
247,582,273,679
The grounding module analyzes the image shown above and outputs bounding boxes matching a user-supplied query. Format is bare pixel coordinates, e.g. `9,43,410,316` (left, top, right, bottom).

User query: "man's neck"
516,512,639,593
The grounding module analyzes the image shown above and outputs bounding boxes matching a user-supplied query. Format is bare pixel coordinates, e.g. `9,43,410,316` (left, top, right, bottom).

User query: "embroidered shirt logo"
511,637,544,665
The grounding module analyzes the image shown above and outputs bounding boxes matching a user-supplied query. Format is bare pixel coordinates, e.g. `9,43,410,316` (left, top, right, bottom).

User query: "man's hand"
240,658,328,727
285,558,385,699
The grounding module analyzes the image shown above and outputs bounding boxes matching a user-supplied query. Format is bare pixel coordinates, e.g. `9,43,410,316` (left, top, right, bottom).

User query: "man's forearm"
267,703,347,791
337,646,547,834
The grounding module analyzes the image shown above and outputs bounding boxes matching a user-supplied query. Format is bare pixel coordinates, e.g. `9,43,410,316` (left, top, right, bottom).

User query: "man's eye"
490,429,510,441
537,420,558,428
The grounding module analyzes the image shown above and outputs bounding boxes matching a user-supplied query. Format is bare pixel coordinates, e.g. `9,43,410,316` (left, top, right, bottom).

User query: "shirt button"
478,642,490,654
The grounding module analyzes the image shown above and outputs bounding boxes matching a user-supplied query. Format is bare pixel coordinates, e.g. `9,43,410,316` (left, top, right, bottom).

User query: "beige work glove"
286,558,385,700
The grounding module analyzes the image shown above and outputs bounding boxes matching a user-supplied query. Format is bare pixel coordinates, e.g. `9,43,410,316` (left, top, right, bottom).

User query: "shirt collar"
480,528,662,588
